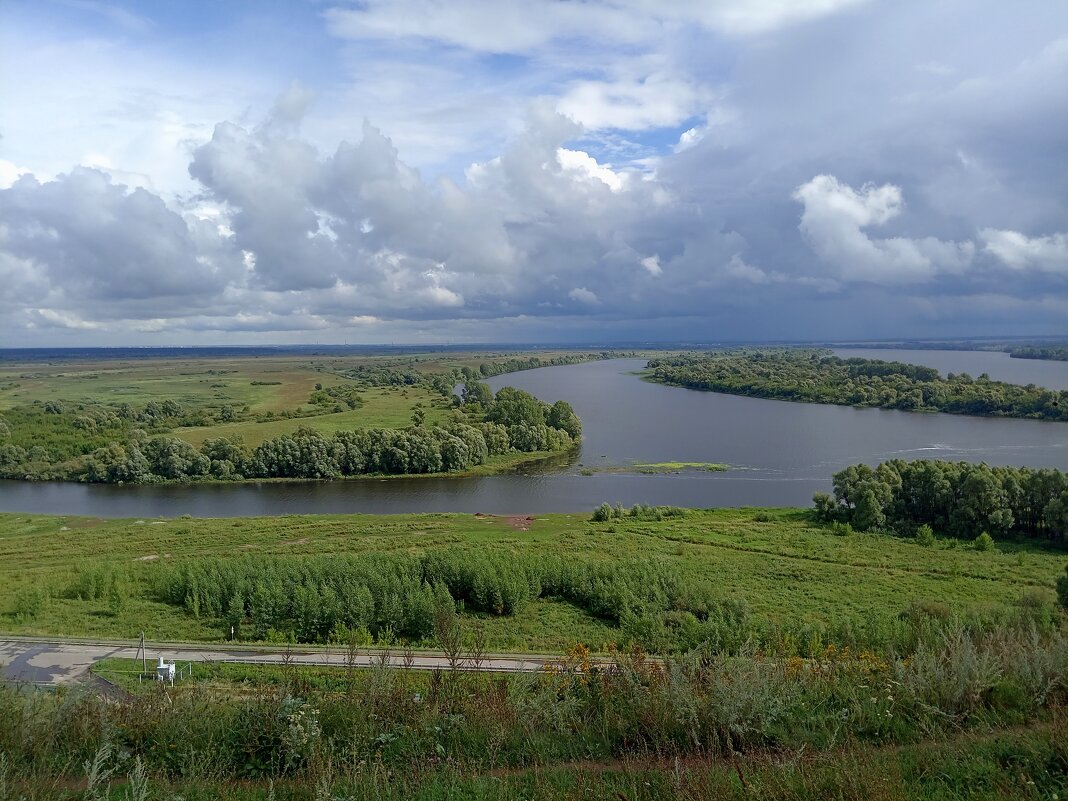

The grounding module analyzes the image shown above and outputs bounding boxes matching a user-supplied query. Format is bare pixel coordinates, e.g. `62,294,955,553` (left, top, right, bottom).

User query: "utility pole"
138,632,146,676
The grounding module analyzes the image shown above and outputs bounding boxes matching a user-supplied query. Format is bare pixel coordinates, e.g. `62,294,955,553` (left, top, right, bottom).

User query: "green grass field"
0,356,337,413
177,385,452,447
2,508,1064,651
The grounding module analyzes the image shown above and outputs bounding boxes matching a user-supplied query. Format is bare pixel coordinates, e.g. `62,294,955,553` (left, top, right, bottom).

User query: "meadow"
2,508,1065,652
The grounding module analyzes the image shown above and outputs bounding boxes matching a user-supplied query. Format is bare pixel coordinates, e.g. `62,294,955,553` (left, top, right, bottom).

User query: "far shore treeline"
647,350,1068,420
0,383,581,483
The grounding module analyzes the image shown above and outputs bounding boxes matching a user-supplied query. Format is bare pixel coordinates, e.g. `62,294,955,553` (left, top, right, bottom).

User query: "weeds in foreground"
2,620,1066,794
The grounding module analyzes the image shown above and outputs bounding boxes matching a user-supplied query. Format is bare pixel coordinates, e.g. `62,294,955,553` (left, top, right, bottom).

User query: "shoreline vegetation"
646,349,1068,421
0,351,611,484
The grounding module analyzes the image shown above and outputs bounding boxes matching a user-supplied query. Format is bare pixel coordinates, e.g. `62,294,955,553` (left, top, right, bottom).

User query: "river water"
0,351,1065,517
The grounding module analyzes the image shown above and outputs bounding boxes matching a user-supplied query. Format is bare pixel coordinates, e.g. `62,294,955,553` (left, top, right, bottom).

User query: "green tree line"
647,350,1068,420
813,460,1068,543
1,386,580,483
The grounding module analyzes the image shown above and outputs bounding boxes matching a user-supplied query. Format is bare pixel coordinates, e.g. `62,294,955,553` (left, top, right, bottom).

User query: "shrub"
1013,589,1061,634
915,524,935,547
830,521,854,536
811,491,839,522
592,502,613,522
12,586,47,620
973,531,996,552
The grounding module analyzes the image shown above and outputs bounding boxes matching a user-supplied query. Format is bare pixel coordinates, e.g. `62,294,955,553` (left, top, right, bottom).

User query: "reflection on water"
0,353,1065,517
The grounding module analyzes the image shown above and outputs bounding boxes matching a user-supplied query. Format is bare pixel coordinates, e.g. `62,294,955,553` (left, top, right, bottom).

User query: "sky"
1,0,1066,346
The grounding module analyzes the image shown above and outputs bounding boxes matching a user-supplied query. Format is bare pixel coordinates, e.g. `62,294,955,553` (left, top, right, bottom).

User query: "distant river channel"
1,351,1066,517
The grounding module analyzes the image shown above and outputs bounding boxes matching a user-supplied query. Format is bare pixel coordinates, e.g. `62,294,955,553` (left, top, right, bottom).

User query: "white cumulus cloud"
793,175,975,284
980,228,1068,272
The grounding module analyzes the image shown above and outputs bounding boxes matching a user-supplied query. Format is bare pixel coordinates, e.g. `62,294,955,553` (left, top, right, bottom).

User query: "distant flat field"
1,509,1063,652
0,349,619,412
177,385,450,447
0,355,346,413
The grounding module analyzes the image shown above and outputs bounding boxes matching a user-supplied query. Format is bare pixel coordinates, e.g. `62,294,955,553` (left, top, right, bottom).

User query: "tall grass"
1,618,1065,798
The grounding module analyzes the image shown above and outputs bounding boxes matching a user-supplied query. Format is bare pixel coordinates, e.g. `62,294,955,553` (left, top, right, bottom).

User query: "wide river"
1,350,1066,517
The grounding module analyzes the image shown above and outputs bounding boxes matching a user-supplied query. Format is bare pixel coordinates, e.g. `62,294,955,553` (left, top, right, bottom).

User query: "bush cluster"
591,503,688,522
153,552,738,647
813,459,1068,543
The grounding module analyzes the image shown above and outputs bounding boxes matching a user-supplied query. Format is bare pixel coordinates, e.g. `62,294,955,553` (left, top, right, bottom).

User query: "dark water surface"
0,354,1065,517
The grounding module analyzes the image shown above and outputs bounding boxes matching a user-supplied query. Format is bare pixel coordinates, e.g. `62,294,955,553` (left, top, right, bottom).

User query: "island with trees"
647,349,1068,420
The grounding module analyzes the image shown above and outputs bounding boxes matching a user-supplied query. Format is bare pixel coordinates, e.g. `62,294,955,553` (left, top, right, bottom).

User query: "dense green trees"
485,386,547,427
815,460,1068,543
62,383,579,484
460,380,494,409
648,350,1068,421
548,399,582,439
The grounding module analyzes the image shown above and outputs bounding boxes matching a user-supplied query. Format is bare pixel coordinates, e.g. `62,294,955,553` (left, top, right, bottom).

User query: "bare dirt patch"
505,515,536,531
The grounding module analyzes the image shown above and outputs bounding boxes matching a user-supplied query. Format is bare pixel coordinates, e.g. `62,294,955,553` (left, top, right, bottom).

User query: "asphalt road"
0,637,558,686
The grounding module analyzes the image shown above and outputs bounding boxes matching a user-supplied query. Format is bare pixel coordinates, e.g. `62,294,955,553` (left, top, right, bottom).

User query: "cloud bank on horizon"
1,0,1066,345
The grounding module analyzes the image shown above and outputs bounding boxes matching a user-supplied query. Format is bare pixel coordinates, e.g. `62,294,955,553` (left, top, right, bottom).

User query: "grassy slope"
2,508,1064,650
